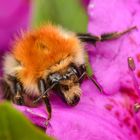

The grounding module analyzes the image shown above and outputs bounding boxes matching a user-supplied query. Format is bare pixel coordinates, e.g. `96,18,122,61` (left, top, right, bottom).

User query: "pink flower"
16,1,140,139
0,0,31,52
87,0,140,94
2,0,140,140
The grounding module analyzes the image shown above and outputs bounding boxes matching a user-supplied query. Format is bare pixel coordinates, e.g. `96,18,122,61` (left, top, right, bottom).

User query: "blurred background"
32,0,88,32
0,0,88,75
0,0,88,51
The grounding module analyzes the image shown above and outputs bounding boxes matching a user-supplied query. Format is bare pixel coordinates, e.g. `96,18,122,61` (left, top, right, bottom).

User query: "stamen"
127,57,140,96
128,57,140,113
128,57,136,71
134,103,140,113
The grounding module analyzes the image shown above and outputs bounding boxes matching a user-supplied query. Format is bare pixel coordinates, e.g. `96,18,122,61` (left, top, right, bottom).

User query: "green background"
32,0,88,32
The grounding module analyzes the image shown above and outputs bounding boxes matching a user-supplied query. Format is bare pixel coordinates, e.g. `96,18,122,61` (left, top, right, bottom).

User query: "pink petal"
0,0,31,53
0,0,31,76
16,79,140,139
87,0,140,94
135,111,140,128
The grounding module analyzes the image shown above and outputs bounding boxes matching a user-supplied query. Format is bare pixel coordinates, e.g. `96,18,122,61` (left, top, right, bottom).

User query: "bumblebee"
0,24,136,121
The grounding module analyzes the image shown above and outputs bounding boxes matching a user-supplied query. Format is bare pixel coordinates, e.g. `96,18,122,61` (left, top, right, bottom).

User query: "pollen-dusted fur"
3,24,85,95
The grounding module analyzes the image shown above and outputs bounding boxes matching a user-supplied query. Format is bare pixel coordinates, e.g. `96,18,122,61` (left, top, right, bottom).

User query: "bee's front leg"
38,79,52,122
89,75,104,93
43,95,52,121
12,78,24,105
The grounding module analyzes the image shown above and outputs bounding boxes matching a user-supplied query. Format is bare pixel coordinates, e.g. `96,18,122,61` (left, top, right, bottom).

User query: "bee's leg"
100,26,136,41
76,33,100,44
89,76,103,93
134,103,140,113
77,26,136,44
12,79,24,105
38,79,52,121
43,95,52,121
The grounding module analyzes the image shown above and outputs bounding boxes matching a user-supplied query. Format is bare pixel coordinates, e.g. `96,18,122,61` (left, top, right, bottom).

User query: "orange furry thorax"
12,24,84,85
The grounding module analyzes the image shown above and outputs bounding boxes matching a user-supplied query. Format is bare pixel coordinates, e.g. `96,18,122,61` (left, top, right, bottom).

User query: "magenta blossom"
87,0,140,94
1,0,140,140
0,0,31,75
16,0,140,140
0,0,31,52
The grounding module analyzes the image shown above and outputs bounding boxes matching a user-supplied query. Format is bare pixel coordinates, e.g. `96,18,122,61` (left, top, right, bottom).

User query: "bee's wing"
0,78,13,100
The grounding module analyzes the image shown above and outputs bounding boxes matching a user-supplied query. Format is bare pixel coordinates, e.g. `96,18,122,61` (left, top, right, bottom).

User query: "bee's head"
59,79,81,106
47,64,86,106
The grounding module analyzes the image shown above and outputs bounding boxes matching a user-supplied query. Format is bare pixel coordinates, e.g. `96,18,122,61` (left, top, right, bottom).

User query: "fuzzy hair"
4,24,85,96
